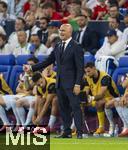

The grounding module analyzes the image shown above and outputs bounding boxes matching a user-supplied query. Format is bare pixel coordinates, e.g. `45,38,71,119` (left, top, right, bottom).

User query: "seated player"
0,74,13,95
31,72,58,132
84,62,119,136
42,64,56,79
0,74,20,132
105,73,128,137
15,57,39,130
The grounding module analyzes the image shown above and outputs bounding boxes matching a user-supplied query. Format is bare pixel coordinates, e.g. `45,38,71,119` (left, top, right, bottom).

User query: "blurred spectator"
73,15,99,55
46,33,60,54
92,0,108,20
28,34,47,55
7,0,26,17
95,29,127,60
0,33,13,54
0,1,16,25
122,15,128,45
24,0,41,19
8,17,26,49
47,21,61,36
59,0,70,18
108,16,122,39
103,4,124,20
63,5,81,21
0,25,6,35
41,2,62,20
86,0,98,10
81,7,92,21
13,30,29,56
99,16,122,52
25,14,40,41
37,17,49,44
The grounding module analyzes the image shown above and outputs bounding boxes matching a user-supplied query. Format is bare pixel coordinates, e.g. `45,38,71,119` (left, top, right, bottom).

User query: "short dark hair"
84,62,95,68
41,2,54,9
110,4,119,9
110,16,120,24
30,34,40,40
0,33,7,42
0,1,8,9
32,72,42,83
27,56,39,64
40,17,49,23
77,14,88,19
17,17,26,25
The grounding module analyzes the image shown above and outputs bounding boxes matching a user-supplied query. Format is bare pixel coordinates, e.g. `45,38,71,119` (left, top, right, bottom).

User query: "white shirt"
101,29,123,48
62,37,72,51
8,32,18,50
0,43,13,55
95,38,127,60
13,43,30,57
79,26,87,44
27,43,48,56
26,25,40,40
122,27,128,44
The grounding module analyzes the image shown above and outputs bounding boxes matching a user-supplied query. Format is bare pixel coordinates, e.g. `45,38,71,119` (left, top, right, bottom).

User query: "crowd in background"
0,0,127,59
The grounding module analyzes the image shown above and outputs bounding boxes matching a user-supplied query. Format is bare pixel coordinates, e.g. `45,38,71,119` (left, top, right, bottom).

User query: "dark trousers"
57,85,82,134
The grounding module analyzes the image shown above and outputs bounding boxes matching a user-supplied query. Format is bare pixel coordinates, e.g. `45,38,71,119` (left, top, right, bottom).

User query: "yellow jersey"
84,71,119,101
37,77,56,99
0,74,13,95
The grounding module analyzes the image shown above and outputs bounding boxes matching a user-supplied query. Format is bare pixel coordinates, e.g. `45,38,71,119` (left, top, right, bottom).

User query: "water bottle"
114,124,119,137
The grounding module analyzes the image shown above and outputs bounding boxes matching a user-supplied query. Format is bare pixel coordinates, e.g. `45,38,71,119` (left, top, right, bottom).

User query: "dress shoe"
77,133,83,139
55,133,72,138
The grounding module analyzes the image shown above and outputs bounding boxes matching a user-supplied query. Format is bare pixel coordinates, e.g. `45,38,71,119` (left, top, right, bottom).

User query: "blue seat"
9,66,23,94
15,55,33,65
0,55,15,83
37,55,48,62
84,54,95,65
112,56,128,95
9,55,32,93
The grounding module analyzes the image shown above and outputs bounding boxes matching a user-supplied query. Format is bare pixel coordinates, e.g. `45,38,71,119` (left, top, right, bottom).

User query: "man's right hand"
23,65,31,73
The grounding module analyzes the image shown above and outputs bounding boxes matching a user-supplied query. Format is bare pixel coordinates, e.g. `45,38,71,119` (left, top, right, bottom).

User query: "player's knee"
31,101,35,108
16,101,23,107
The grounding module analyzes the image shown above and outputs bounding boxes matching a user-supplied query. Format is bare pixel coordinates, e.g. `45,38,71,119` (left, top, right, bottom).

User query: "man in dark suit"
37,17,49,45
73,15,99,55
23,24,84,139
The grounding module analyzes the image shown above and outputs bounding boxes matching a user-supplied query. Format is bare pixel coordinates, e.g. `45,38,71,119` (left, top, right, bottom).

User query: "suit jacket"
32,39,84,89
37,30,48,45
73,27,99,55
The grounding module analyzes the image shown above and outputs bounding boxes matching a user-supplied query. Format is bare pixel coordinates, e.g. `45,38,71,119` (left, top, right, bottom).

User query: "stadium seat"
9,55,33,93
112,56,128,95
0,55,15,83
84,54,95,64
37,55,48,62
15,55,33,65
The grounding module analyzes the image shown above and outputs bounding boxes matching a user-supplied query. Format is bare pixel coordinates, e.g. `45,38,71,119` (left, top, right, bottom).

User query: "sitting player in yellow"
0,74,15,132
0,74,13,95
31,72,58,132
42,64,56,79
15,56,39,131
84,62,119,136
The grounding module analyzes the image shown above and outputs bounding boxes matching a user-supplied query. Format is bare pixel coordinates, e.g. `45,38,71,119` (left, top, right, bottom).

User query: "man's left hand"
73,85,80,95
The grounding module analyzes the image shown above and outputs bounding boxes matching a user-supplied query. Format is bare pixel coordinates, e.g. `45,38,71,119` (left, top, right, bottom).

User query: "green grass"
50,136,128,150
0,134,128,150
